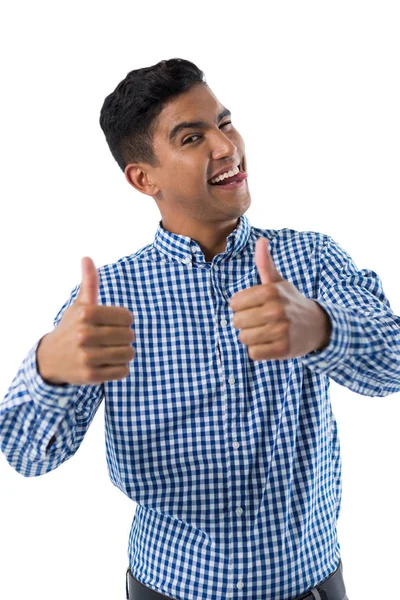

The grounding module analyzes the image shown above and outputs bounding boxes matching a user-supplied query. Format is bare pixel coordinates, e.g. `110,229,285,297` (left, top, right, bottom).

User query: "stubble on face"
124,83,251,260
149,84,251,229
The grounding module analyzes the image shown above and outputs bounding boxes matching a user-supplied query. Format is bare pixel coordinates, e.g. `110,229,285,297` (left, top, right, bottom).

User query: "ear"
125,164,160,196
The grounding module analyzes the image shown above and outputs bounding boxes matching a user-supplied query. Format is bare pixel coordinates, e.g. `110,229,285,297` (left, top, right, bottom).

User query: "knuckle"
80,348,93,366
272,285,281,298
277,340,289,355
262,307,271,321
249,346,258,360
278,320,290,334
262,287,271,302
269,304,285,320
79,305,93,322
122,308,134,325
265,284,278,300
76,325,90,345
278,306,287,319
83,366,97,382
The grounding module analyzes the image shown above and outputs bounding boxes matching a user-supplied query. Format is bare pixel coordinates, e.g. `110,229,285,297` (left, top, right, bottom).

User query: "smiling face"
124,83,251,252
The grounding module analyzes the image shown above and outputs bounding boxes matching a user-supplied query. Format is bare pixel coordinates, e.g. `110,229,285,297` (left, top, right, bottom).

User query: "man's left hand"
229,238,332,361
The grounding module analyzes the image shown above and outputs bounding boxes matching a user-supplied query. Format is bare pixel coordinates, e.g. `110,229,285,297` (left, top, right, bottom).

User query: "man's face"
125,83,251,227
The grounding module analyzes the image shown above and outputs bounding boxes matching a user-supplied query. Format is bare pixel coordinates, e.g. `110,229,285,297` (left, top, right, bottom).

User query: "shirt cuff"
22,337,75,411
299,299,351,371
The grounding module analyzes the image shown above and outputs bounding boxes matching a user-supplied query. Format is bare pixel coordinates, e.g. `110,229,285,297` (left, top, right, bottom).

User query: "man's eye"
183,134,202,145
182,121,233,145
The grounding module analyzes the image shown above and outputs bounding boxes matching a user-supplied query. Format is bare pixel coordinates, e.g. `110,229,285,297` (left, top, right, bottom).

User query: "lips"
208,178,246,191
208,163,240,182
208,161,247,185
211,171,247,185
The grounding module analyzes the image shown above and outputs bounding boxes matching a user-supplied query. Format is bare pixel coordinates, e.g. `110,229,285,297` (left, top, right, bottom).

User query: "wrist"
36,333,67,386
311,301,332,352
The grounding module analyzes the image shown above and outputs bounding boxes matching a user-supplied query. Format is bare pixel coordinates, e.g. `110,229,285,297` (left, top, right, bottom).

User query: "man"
1,58,399,600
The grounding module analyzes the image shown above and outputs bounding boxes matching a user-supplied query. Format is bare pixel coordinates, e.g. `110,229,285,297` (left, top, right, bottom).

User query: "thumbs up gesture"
36,257,136,386
229,238,332,361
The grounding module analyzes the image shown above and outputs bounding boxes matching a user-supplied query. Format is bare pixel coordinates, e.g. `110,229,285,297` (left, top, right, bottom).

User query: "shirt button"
236,507,243,516
232,441,240,449
213,264,219,270
220,318,227,327
237,581,245,590
183,256,191,264
228,375,235,385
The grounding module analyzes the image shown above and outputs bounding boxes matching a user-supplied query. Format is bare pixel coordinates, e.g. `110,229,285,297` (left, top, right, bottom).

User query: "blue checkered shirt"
2,214,400,600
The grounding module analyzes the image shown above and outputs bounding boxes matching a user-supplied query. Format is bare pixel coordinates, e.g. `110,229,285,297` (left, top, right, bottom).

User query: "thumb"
76,256,99,305
255,238,284,285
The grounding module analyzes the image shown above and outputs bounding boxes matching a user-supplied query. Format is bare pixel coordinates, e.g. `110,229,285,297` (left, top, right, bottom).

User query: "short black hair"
99,58,207,172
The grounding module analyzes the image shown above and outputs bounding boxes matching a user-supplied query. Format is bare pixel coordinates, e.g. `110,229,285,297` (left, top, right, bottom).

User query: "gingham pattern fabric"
2,214,400,600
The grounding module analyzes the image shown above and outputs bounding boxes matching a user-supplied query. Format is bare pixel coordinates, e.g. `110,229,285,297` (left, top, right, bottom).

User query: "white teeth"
210,165,239,184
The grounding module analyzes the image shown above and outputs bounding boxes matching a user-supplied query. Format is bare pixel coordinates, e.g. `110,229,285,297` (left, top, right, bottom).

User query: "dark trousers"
126,559,348,599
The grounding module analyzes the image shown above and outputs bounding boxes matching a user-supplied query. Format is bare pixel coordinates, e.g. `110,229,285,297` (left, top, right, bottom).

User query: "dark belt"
126,558,348,600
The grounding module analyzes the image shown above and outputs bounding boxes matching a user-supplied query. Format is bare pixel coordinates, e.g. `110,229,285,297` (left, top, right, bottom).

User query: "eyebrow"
169,108,232,143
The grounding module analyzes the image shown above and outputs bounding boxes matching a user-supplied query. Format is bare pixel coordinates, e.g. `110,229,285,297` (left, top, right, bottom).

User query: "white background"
1,1,399,598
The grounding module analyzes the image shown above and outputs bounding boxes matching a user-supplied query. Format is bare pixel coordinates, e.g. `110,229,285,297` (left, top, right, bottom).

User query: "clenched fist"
37,257,136,386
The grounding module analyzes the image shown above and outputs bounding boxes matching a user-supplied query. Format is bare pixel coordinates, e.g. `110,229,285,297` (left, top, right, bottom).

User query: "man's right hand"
37,257,136,386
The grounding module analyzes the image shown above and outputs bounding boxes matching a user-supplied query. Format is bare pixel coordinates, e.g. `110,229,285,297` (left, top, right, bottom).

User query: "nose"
210,128,238,160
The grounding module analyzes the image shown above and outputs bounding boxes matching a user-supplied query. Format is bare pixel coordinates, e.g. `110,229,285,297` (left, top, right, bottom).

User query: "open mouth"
208,162,247,188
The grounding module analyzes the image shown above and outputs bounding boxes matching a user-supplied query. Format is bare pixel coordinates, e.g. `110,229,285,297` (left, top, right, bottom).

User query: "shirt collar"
152,214,251,265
